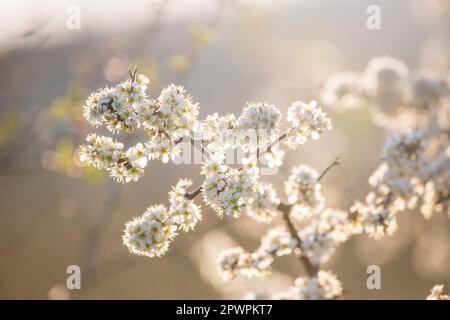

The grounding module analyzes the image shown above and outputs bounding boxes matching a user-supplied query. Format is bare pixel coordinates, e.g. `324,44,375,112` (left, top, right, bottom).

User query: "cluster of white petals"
201,155,258,218
199,113,237,155
123,178,202,257
217,227,297,281
285,164,325,216
245,182,280,223
284,101,332,149
80,74,200,181
216,247,273,281
321,71,368,111
321,55,450,117
168,179,202,231
297,208,356,265
350,193,398,240
259,227,298,257
409,72,449,109
79,133,145,183
83,74,149,133
236,102,282,150
351,131,433,239
426,285,449,300
272,271,342,300
375,130,427,205
421,148,450,218
122,205,177,258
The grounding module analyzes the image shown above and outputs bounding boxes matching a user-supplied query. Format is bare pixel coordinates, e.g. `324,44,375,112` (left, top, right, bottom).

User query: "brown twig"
317,157,340,183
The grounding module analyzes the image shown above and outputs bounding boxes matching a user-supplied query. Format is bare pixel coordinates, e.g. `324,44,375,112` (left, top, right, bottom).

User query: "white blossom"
216,247,248,281
427,285,449,300
83,74,149,133
199,113,237,155
295,209,353,265
262,147,285,169
237,102,282,151
351,193,398,239
285,164,325,214
122,205,177,258
284,100,332,149
376,130,427,207
259,227,297,257
409,72,449,109
272,271,342,300
126,142,149,169
201,155,257,218
79,133,145,183
245,182,280,223
363,56,409,110
321,71,367,111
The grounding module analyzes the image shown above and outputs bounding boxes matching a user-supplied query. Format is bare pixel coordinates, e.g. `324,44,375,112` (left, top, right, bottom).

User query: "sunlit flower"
284,100,332,149
122,205,177,258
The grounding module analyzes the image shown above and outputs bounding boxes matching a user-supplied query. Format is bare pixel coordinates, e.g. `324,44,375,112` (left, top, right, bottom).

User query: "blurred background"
0,0,449,299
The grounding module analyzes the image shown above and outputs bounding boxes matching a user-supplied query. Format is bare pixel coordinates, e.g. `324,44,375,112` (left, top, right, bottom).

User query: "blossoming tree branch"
78,55,450,300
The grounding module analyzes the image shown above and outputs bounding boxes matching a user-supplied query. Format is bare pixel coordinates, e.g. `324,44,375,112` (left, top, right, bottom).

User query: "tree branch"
317,157,340,183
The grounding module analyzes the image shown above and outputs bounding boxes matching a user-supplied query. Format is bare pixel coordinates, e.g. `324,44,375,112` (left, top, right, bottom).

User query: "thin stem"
317,157,340,183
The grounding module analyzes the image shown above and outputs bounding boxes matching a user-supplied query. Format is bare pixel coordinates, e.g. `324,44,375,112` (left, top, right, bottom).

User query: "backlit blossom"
284,100,332,149
272,271,343,300
122,205,177,258
168,179,202,231
245,182,280,223
427,285,449,300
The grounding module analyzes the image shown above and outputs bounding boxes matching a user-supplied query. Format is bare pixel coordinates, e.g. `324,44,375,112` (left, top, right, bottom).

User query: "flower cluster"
168,179,202,231
363,56,409,110
321,55,449,114
78,59,449,301
296,208,357,265
350,193,398,239
122,178,201,257
201,155,259,218
350,130,434,239
145,84,199,162
216,227,297,281
285,164,325,217
79,133,145,183
376,130,427,205
421,148,450,218
199,113,237,155
236,102,282,151
285,101,332,149
122,205,177,258
83,73,149,133
206,158,351,300
80,73,199,182
322,55,449,246
426,285,449,300
272,271,343,300
245,182,280,223
321,71,368,111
